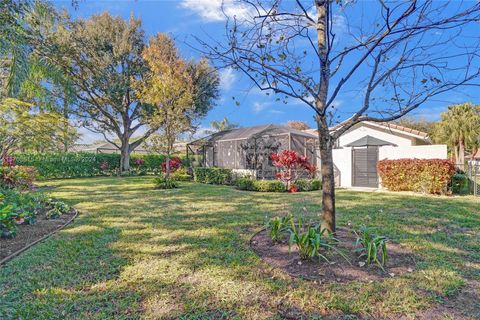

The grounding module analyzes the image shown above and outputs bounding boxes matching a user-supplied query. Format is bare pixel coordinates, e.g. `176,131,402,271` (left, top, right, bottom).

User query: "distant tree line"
1,0,220,171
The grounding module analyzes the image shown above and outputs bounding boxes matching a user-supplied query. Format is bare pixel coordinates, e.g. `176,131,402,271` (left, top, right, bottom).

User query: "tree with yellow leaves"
138,34,204,178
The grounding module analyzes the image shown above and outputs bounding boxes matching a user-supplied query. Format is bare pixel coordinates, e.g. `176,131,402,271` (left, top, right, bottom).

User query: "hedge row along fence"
14,153,188,179
377,159,455,194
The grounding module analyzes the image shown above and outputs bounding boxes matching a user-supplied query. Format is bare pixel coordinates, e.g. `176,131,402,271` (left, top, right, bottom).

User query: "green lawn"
0,177,479,319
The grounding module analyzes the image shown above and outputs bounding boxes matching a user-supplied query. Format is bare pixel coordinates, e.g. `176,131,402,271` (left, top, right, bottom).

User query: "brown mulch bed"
0,208,77,264
251,227,416,283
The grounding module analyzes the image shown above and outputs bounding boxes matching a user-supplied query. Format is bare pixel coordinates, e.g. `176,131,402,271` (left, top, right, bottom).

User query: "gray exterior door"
352,147,379,187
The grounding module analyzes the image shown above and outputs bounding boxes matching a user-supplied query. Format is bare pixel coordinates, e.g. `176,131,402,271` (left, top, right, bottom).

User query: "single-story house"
307,121,447,188
188,121,447,187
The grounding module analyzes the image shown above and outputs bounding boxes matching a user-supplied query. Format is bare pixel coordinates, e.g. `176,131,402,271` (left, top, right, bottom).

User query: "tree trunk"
317,121,336,233
314,1,334,232
165,153,171,179
459,139,465,171
62,88,69,153
120,141,130,172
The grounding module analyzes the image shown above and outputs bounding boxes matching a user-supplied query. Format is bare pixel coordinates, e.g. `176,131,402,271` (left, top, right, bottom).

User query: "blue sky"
51,0,479,142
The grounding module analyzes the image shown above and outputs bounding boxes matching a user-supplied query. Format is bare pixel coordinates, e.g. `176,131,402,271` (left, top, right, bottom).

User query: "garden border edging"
0,208,79,266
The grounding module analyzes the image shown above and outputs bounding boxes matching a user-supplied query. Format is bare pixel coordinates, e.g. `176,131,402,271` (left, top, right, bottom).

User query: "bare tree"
196,0,480,232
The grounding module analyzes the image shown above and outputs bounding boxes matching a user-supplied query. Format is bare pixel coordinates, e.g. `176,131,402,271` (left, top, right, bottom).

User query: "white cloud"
180,0,252,22
252,101,272,113
332,14,347,34
219,67,236,91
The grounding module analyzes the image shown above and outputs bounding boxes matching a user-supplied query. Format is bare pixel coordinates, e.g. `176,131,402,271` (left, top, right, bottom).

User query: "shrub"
354,226,389,271
193,167,232,185
162,157,183,173
0,165,37,189
295,179,321,192
377,159,455,194
13,152,188,179
252,180,285,192
0,201,16,238
271,150,317,188
236,178,319,192
235,178,256,191
2,156,16,167
171,168,192,181
451,173,469,194
154,176,178,189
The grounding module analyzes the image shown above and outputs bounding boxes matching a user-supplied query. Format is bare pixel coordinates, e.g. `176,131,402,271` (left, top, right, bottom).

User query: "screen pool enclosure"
186,124,317,178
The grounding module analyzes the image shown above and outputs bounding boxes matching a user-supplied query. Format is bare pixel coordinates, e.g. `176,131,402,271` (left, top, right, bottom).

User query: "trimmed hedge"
451,173,469,194
252,180,286,192
235,178,320,192
236,178,285,192
14,152,188,179
295,179,321,192
377,159,455,194
193,167,233,185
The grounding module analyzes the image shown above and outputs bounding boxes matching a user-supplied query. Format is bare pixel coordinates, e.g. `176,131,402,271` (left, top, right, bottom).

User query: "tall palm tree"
206,117,239,134
432,103,480,168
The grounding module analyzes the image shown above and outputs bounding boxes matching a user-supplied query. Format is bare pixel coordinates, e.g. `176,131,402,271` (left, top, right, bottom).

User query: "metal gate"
352,147,379,188
467,161,479,196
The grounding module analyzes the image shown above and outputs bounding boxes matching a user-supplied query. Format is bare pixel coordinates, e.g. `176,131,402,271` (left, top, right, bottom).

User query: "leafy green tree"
432,103,480,167
0,1,78,155
39,13,218,172
0,98,78,158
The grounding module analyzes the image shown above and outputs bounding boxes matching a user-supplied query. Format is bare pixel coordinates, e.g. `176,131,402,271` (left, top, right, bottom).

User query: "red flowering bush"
162,157,182,173
377,159,455,194
2,156,16,167
134,159,145,166
100,161,109,171
0,165,37,189
271,150,317,191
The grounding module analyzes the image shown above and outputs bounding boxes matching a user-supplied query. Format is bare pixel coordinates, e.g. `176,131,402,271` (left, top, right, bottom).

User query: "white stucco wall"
316,122,448,188
332,147,352,187
378,144,448,160
338,123,415,147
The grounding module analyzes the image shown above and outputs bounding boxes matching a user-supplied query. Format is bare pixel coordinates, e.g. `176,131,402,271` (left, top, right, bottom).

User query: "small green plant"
46,207,62,219
45,199,71,213
154,176,178,189
288,216,344,262
266,214,292,242
354,226,389,270
0,203,17,238
45,199,71,219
